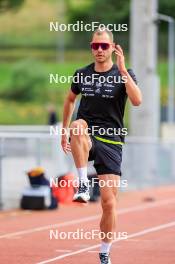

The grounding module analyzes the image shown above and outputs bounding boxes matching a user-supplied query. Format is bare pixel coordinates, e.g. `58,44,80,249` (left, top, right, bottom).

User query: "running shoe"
73,181,90,203
99,253,111,264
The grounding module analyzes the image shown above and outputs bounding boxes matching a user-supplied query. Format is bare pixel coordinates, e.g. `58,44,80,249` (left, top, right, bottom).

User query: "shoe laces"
78,182,89,194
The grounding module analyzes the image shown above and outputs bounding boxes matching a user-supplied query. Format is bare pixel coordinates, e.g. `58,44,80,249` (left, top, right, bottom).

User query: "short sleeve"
127,69,138,84
71,70,80,95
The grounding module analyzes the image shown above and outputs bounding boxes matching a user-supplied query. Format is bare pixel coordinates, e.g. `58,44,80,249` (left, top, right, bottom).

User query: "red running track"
0,185,175,264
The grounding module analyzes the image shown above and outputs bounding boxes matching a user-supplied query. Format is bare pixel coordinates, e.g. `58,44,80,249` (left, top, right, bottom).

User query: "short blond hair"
92,26,114,42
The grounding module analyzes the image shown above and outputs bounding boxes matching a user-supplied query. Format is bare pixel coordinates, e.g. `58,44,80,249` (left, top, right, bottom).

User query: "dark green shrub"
1,59,48,102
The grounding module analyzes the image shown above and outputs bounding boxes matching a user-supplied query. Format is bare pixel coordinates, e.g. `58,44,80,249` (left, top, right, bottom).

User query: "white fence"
0,125,175,209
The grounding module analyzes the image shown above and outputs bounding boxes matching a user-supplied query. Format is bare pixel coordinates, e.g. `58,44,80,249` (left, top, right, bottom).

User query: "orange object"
52,173,77,204
27,167,45,177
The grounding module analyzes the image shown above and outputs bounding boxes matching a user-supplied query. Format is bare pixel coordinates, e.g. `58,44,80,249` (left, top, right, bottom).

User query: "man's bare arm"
63,90,77,129
115,44,142,106
121,70,142,106
61,90,77,153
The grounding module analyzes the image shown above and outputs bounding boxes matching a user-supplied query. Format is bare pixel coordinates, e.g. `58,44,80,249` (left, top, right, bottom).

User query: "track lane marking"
36,221,175,263
0,198,175,239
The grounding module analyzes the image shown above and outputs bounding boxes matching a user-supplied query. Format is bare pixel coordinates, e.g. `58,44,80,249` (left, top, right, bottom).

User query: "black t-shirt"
71,63,137,142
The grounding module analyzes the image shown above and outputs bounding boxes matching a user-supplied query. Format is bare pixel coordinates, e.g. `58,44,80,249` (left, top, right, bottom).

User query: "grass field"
0,55,169,124
0,56,168,90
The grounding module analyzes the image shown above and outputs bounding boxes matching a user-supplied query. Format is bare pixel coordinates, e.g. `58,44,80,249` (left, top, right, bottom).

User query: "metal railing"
0,125,175,209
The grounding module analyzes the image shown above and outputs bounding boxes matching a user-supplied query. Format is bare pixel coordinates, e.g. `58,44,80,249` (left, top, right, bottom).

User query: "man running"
61,27,142,264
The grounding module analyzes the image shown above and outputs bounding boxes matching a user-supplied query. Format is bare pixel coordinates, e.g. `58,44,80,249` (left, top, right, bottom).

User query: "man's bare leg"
70,119,91,167
99,174,120,258
70,119,92,202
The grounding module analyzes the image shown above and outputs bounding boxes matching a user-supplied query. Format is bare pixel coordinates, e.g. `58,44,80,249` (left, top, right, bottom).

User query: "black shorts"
88,136,123,176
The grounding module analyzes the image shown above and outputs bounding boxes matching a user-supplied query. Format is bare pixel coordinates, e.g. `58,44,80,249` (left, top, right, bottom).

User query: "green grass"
0,56,169,91
0,55,170,124
158,58,169,105
0,59,89,124
0,100,46,124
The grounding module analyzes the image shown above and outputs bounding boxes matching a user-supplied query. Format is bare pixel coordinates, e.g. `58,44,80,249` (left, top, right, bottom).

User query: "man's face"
91,32,114,63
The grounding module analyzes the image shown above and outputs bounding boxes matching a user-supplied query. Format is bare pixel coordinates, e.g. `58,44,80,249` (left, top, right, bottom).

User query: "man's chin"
95,57,106,63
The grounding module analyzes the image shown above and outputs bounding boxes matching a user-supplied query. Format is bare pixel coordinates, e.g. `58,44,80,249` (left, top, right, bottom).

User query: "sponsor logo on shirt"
96,82,102,87
103,83,115,88
82,93,95,97
82,87,93,91
102,95,114,98
95,88,101,94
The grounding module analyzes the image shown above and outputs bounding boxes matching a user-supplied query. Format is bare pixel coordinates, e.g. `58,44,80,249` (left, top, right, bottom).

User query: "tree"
159,0,175,19
67,0,130,48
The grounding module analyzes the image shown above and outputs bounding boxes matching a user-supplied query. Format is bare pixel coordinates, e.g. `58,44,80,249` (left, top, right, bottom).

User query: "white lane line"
0,198,175,239
124,239,149,242
6,236,22,239
0,215,99,239
88,250,100,253
36,221,175,264
55,250,72,253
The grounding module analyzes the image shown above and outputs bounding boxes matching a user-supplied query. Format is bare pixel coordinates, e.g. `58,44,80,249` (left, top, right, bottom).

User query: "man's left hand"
114,45,127,74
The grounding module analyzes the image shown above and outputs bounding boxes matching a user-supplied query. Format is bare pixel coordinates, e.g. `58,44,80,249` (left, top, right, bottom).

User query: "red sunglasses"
90,42,111,50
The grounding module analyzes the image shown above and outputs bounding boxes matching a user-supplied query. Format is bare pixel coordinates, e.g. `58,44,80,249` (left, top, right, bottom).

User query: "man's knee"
70,119,88,137
70,119,87,129
101,197,116,213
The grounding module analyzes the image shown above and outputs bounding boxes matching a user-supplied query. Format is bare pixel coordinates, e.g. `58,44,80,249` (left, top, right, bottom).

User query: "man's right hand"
61,134,71,154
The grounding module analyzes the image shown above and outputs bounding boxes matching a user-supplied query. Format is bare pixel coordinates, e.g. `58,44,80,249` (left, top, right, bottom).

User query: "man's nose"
97,46,103,51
